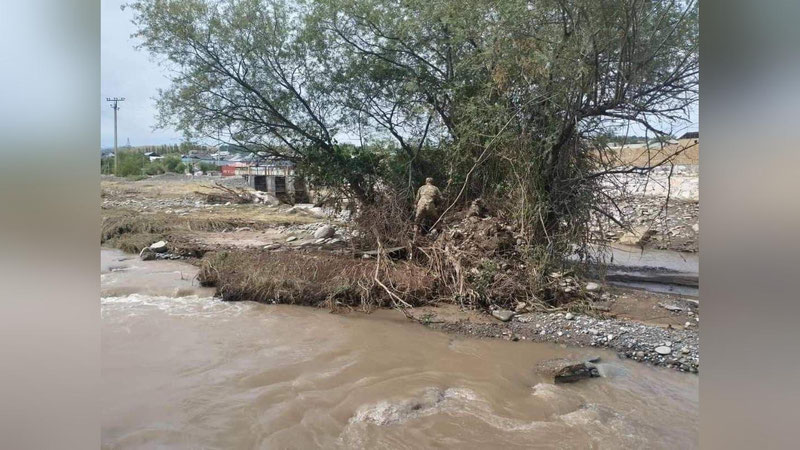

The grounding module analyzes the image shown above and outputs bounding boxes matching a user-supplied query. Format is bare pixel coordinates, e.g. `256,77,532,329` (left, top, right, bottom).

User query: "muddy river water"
101,249,698,449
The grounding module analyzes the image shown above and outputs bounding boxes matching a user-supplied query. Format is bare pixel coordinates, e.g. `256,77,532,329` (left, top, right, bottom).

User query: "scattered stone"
655,346,672,355
492,309,515,322
149,241,168,253
585,282,601,292
286,236,298,242
565,312,575,320
659,302,685,312
514,302,527,313
313,224,336,239
692,223,699,233
681,346,691,354
263,243,281,250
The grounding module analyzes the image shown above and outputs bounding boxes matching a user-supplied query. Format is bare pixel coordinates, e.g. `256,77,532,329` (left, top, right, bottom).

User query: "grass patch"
102,210,247,242
198,250,435,310
112,232,163,254
101,209,314,243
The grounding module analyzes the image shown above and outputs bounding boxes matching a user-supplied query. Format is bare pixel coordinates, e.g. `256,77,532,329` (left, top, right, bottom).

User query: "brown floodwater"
101,249,698,449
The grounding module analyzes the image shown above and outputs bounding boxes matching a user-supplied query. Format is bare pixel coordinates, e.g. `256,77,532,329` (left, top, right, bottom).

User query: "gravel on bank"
420,309,699,374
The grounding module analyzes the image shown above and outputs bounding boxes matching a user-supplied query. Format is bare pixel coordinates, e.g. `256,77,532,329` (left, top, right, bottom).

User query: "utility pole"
106,97,125,175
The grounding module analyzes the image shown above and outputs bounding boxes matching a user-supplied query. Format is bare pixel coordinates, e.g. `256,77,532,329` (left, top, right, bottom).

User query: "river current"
101,249,698,449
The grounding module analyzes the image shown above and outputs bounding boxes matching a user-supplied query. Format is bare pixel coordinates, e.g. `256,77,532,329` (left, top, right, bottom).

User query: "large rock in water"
536,358,600,383
313,225,336,239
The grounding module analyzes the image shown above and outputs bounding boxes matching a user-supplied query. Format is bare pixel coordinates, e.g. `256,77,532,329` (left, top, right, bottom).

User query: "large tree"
130,0,697,254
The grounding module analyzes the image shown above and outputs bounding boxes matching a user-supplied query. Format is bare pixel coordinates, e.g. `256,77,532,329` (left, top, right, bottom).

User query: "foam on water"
101,293,255,319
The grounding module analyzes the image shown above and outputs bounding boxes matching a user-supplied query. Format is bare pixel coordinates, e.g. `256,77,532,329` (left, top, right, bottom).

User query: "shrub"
143,160,166,175
198,162,217,174
115,151,147,177
163,154,184,173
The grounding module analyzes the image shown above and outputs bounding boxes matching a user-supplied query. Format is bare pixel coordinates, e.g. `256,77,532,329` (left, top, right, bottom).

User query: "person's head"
425,177,434,185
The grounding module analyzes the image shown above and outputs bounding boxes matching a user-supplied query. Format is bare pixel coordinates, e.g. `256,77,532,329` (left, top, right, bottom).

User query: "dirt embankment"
101,175,699,373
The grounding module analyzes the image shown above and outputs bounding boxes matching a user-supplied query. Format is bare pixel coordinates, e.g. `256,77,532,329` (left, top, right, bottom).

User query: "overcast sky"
101,0,180,148
101,0,697,148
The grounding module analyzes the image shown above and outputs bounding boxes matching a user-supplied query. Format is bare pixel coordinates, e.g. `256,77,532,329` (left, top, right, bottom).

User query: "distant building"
236,158,306,202
144,151,163,161
220,162,248,177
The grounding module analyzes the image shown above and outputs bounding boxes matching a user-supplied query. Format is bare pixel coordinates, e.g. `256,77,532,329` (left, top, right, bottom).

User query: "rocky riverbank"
408,301,699,373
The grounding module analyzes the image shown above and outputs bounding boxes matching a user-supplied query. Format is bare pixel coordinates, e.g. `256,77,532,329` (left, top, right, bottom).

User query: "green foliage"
116,151,147,177
143,160,165,175
101,157,114,175
162,154,185,173
130,0,698,266
197,162,217,174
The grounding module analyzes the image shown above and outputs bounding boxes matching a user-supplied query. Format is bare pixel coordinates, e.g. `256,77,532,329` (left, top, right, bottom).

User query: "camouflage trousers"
415,201,438,233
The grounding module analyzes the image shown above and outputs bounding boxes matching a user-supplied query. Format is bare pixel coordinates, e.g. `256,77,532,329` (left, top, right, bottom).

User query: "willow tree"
130,0,697,260
305,0,697,259
129,0,386,202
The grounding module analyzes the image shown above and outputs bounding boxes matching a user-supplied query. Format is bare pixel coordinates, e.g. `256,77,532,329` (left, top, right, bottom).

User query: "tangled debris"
414,205,609,313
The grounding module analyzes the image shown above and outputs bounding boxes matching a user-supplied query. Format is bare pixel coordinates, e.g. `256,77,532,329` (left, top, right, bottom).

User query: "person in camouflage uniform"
415,177,442,234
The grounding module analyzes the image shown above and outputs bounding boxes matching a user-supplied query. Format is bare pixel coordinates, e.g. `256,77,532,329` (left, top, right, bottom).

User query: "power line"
106,97,126,175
